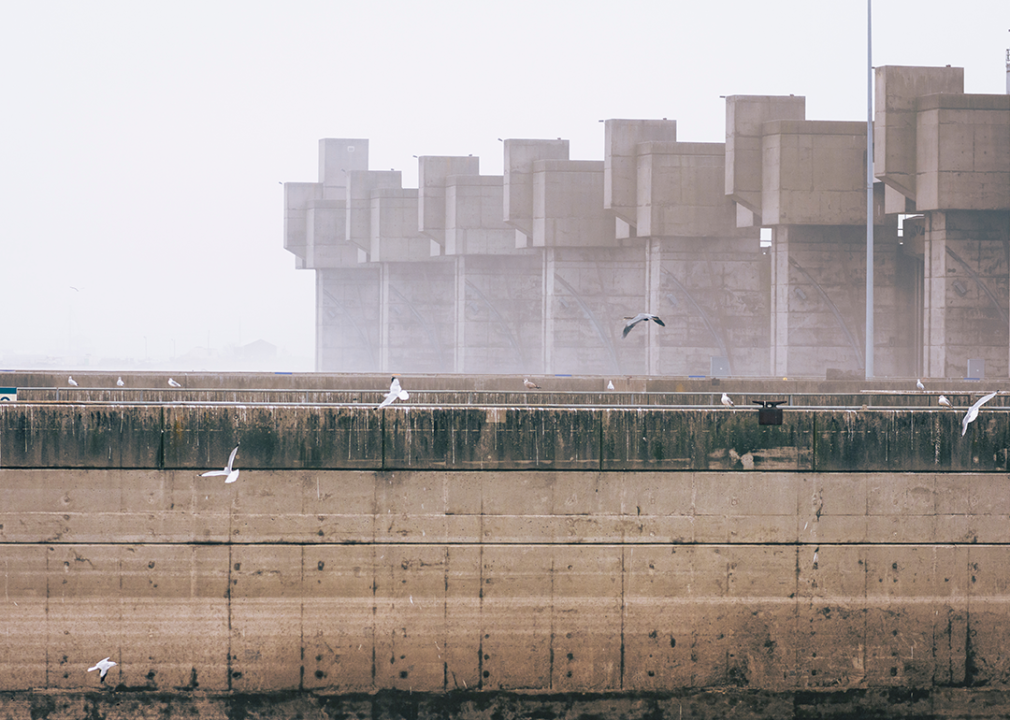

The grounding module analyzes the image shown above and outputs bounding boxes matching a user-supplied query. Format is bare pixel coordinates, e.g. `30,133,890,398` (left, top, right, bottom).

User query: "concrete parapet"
503,139,569,240
444,175,515,255
6,403,1010,473
725,95,806,219
533,160,615,248
761,120,868,226
417,156,480,248
603,119,677,227
874,66,963,202
916,93,1010,211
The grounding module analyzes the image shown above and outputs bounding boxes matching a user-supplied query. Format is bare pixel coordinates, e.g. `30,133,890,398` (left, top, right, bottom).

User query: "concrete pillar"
725,95,805,223
417,156,480,251
503,139,569,243
637,141,767,376
345,170,402,259
369,188,429,264
603,119,677,229
873,66,963,203
316,267,381,372
923,211,1010,378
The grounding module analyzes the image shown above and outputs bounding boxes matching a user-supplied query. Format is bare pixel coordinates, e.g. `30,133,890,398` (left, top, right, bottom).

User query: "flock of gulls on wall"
54,309,1001,684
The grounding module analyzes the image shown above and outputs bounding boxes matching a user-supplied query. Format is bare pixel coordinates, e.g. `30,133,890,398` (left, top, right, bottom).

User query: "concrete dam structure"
285,65,1010,380
4,372,1010,718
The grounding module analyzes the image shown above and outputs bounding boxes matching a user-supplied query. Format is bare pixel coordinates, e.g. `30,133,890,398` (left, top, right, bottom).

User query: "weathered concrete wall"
4,464,1010,707
5,402,1010,472
5,401,1010,719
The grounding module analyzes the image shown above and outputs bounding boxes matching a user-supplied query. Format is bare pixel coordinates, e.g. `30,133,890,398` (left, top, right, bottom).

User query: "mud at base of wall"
1,687,1007,720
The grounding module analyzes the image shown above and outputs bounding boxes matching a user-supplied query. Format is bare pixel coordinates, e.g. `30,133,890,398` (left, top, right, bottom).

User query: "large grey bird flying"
622,313,665,338
961,391,998,436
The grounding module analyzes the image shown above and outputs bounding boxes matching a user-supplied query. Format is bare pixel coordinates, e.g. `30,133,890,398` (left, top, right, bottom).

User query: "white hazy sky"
1,0,1006,371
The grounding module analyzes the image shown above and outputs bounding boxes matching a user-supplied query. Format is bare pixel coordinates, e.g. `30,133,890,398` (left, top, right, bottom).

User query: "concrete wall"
5,401,1010,718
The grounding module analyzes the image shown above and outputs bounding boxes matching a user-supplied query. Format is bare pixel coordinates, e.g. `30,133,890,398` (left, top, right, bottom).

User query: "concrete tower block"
761,120,867,226
725,95,806,219
305,199,360,268
532,160,615,248
874,66,963,202
345,170,402,253
445,175,516,255
503,139,569,239
604,119,677,227
283,182,323,265
319,139,369,188
418,156,480,247
636,141,736,238
915,94,1010,211
370,188,430,263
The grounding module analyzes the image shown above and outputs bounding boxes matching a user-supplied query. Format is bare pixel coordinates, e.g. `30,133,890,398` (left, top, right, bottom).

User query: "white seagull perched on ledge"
938,395,951,407
68,376,78,386
88,657,116,682
379,376,409,408
523,378,540,390
622,313,665,338
168,378,181,388
201,446,240,484
721,393,734,407
916,378,925,391
962,391,998,437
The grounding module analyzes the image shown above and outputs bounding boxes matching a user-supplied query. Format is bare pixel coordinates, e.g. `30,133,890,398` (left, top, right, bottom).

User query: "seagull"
88,657,117,682
523,378,540,390
168,378,181,388
721,392,734,407
916,378,925,391
622,313,665,338
68,376,78,386
379,376,409,408
607,380,615,390
116,377,124,387
962,391,998,436
938,395,951,407
201,446,240,484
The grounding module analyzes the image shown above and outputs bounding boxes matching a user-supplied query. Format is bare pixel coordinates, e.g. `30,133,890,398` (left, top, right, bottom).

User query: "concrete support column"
316,267,381,372
923,211,1010,378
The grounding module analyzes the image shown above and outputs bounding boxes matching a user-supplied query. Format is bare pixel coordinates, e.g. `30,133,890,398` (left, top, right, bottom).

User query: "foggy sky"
1,0,1005,371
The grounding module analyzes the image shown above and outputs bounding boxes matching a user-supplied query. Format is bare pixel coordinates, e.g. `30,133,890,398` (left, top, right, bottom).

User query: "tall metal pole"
865,0,875,379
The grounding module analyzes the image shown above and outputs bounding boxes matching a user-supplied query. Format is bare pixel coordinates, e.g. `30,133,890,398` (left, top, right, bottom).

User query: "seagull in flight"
962,391,998,436
201,446,240,484
88,657,117,682
116,377,124,387
938,395,951,407
916,378,925,391
68,376,78,386
622,313,665,338
379,376,409,408
168,378,181,388
523,378,540,390
721,392,734,407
